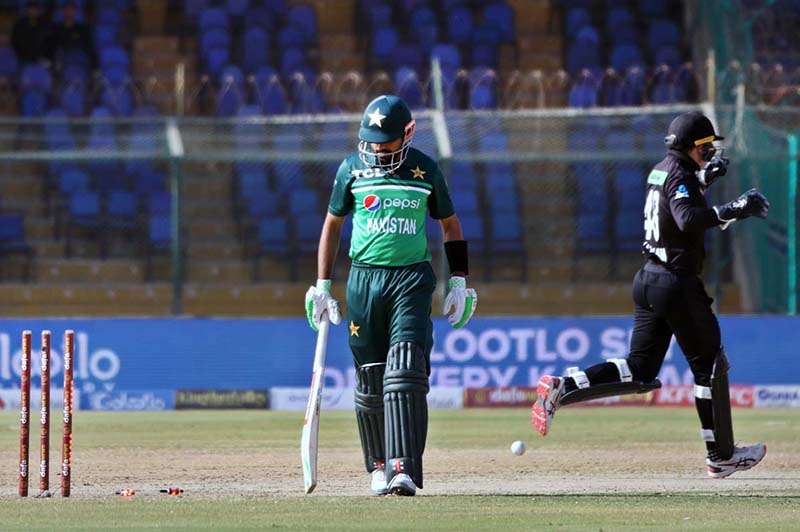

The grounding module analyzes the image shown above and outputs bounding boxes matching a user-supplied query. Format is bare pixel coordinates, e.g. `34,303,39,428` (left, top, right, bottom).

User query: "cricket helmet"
357,95,416,173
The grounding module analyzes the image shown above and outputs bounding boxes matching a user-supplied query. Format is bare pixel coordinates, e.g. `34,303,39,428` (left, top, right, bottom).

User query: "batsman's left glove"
443,276,477,329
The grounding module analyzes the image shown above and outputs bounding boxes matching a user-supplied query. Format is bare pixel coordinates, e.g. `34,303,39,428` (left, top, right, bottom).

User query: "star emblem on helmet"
368,108,387,127
411,166,426,180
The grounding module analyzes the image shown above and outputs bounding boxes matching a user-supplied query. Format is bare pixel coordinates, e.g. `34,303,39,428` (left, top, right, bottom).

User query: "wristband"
444,240,469,275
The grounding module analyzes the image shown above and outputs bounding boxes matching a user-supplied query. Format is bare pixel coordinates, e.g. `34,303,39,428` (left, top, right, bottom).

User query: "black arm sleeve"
667,172,722,232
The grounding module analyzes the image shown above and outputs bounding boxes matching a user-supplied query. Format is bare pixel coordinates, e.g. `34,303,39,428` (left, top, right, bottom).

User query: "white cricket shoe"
387,473,417,496
371,468,389,495
531,375,564,437
706,443,767,478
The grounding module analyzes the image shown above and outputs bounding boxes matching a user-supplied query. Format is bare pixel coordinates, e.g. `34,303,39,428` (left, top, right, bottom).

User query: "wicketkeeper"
305,95,477,495
532,111,769,478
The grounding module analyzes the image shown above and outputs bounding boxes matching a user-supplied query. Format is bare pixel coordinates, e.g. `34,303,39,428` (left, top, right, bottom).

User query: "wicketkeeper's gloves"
713,188,770,229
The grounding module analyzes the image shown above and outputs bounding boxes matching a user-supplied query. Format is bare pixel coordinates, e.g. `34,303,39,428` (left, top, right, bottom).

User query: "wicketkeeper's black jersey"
642,150,723,275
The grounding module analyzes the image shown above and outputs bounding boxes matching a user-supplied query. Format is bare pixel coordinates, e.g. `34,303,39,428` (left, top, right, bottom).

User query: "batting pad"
384,342,429,489
355,363,386,473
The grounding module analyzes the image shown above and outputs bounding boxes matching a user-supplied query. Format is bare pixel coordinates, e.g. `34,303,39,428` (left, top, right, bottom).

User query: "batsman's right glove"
304,279,342,331
713,188,770,229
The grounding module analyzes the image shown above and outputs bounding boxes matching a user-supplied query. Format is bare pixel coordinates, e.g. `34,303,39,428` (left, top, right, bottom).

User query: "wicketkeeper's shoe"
706,443,767,478
371,468,389,496
531,375,564,437
387,473,417,496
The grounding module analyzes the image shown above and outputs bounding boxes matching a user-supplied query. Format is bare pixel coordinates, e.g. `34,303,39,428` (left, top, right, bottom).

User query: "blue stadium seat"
565,8,591,36
638,0,667,19
254,67,288,114
649,66,676,103
242,28,270,74
394,67,424,109
451,189,479,215
566,41,600,76
200,28,230,56
490,212,524,253
606,7,634,33
0,46,18,79
598,70,624,106
251,215,290,279
621,66,646,105
205,47,230,78
20,64,51,117
45,109,76,149
59,169,90,196
94,26,117,49
615,210,643,251
60,80,86,117
469,68,497,109
616,175,645,229
184,0,211,20
107,190,139,232
447,6,473,46
654,45,682,68
431,44,461,79
367,2,392,28
372,27,399,64
280,48,307,78
0,214,34,281
144,213,172,279
132,174,165,196
390,43,424,71
482,2,515,43
200,7,228,32
261,0,288,18
294,213,323,253
647,19,680,52
568,74,598,108
100,47,130,73
576,212,611,251
610,44,644,73
471,43,498,69
574,25,600,45
216,65,245,116
244,6,275,32
245,189,281,219
147,191,172,214
459,214,484,253
288,189,321,216
287,4,318,44
65,190,103,256
226,0,249,17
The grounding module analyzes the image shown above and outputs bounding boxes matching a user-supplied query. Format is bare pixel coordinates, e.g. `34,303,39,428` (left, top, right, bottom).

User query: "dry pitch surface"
0,408,797,499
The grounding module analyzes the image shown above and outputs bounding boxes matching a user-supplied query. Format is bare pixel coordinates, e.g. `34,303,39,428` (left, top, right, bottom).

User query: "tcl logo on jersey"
361,195,421,211
351,168,387,178
364,195,381,212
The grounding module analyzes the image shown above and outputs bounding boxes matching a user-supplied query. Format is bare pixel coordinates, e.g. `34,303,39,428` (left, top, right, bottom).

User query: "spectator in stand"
11,0,53,65
52,1,97,70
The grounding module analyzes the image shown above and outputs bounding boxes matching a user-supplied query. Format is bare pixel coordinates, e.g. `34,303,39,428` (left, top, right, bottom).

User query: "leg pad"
384,342,429,489
355,363,385,473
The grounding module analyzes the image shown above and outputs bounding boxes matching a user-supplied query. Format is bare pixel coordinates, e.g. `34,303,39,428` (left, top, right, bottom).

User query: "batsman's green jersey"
328,148,454,366
328,148,454,266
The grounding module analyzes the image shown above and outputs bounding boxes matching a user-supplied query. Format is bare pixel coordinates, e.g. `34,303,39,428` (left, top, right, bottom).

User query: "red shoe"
531,376,563,436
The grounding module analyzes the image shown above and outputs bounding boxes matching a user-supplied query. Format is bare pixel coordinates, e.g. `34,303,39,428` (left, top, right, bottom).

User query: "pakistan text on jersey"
366,216,418,235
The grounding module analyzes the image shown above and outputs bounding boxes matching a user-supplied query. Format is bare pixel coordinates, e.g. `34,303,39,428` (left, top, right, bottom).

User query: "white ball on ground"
510,440,527,456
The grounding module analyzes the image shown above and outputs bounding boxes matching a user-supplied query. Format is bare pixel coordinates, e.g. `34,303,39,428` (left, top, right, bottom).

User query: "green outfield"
1,408,798,530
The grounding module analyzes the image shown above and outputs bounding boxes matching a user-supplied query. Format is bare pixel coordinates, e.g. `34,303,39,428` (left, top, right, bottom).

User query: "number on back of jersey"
644,189,660,243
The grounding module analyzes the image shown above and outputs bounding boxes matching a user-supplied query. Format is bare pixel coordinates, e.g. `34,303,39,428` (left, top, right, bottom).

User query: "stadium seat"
45,109,76,149
647,19,680,52
216,65,245,116
371,27,399,65
242,28,270,74
610,45,644,73
606,7,634,34
245,189,281,220
615,209,643,251
200,27,230,56
568,72,598,108
64,190,104,257
244,6,275,32
0,214,34,281
280,48,307,78
459,214,484,253
261,0,288,18
490,212,524,254
294,213,324,254
566,41,601,75
254,67,288,114
147,191,172,215
288,189,321,217
649,66,676,103
482,2,515,43
106,190,140,233
60,79,86,117
469,68,497,109
200,7,229,32
654,45,682,68
132,174,165,196
446,6,473,46
144,213,172,280
287,4,318,45
565,8,591,36
59,169,90,196
638,0,667,19
20,64,52,117
226,0,249,17
0,46,18,79
621,66,646,105
252,216,290,280
598,69,624,106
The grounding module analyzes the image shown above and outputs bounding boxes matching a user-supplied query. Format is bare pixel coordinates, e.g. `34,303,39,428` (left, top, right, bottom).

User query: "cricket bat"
301,315,330,494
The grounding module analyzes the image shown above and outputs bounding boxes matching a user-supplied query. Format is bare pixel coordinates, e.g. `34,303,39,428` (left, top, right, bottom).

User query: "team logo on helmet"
363,194,381,212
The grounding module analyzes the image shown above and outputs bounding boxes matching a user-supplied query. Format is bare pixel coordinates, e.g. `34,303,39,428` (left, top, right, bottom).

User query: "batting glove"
305,279,342,331
443,276,477,329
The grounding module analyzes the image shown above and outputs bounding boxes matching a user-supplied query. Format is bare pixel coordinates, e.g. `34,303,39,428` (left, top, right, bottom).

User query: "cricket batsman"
532,112,769,478
305,95,477,496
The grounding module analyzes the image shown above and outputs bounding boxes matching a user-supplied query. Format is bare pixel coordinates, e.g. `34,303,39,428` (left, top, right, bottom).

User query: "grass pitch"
1,407,798,530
